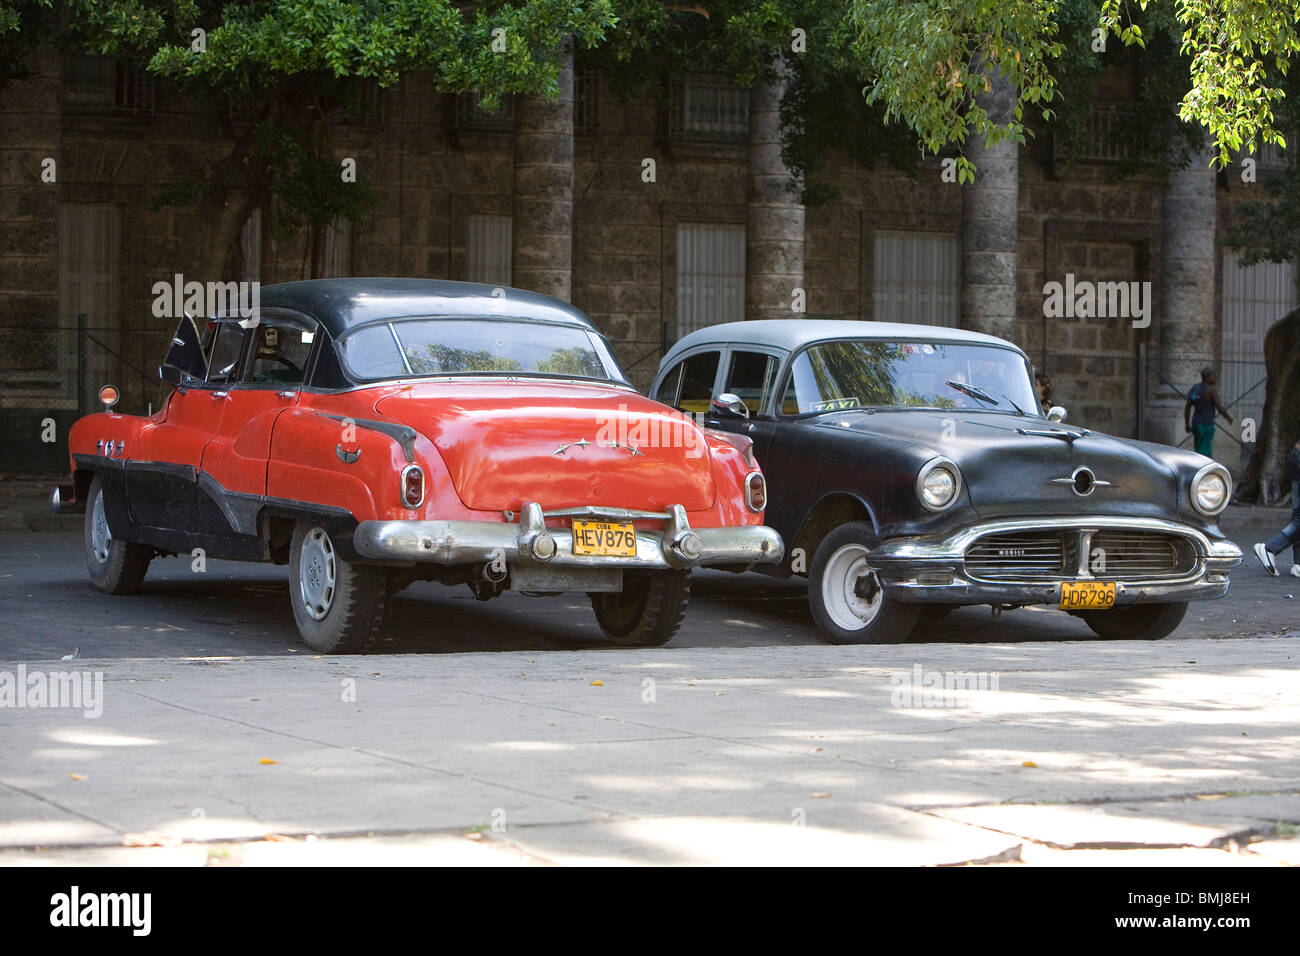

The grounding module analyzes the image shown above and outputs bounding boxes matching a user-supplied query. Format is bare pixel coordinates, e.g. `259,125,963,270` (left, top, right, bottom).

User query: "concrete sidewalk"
2,638,1297,866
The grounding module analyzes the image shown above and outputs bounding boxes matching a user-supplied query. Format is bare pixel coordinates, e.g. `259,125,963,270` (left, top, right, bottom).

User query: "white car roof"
662,319,1026,365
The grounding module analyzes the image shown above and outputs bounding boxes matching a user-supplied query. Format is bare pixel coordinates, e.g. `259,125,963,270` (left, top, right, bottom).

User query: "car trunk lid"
374,380,715,513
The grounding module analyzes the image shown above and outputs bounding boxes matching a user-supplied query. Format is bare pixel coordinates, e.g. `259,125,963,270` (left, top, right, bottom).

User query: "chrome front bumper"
354,502,783,571
864,515,1243,606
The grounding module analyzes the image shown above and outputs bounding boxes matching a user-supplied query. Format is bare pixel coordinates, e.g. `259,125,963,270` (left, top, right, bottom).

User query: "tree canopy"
849,0,1300,182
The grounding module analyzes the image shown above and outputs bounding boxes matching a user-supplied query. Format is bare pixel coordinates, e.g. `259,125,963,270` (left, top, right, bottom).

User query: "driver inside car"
249,326,303,384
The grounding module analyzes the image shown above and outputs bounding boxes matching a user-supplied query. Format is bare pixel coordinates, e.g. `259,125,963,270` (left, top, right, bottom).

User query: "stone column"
961,74,1019,341
512,45,573,299
746,60,804,321
1148,148,1217,445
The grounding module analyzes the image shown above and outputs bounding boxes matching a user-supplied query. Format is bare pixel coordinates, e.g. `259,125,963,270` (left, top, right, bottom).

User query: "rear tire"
1079,602,1188,641
84,474,151,595
808,522,919,644
289,522,387,653
591,570,690,647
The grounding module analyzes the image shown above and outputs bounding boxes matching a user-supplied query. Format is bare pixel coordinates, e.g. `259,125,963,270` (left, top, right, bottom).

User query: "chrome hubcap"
299,527,336,621
90,490,111,564
822,543,882,631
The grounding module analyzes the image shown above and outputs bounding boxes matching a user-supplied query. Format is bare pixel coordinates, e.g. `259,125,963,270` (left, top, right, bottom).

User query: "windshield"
338,317,626,383
782,340,1037,416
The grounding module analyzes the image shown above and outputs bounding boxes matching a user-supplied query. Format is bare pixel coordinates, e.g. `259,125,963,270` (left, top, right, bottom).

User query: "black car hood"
810,410,1179,518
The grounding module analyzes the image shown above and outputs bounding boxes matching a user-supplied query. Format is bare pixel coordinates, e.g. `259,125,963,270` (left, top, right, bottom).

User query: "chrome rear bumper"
354,502,783,571
864,515,1242,606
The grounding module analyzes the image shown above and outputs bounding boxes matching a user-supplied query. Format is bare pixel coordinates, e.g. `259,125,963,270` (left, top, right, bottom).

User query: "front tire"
288,522,387,653
84,474,151,594
590,570,690,647
1079,602,1188,641
808,522,919,644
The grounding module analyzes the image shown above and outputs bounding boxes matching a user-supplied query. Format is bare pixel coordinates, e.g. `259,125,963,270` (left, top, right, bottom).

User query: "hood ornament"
1049,466,1112,497
554,438,644,457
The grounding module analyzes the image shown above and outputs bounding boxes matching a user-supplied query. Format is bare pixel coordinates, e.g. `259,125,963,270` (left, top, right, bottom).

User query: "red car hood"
374,381,715,512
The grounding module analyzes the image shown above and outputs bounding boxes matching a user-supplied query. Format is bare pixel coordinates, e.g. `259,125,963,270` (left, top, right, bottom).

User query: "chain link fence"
0,316,167,475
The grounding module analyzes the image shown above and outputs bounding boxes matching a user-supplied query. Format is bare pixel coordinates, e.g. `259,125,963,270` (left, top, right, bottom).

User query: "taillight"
401,464,425,508
744,471,766,513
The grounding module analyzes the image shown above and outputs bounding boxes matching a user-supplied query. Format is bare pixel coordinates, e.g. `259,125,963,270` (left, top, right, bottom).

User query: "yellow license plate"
1059,581,1116,610
571,520,637,557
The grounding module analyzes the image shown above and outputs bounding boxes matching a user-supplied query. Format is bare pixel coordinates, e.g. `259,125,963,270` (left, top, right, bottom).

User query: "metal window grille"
466,215,512,286
670,75,749,142
675,223,746,336
872,231,960,327
1221,250,1296,466
575,68,599,133
65,55,154,113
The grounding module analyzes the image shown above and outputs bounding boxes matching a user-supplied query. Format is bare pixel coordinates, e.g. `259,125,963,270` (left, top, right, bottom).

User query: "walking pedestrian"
1184,367,1233,459
1253,439,1300,577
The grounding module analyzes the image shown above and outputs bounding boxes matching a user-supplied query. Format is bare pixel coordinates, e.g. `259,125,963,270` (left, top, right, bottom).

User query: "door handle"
277,390,296,399
211,390,228,399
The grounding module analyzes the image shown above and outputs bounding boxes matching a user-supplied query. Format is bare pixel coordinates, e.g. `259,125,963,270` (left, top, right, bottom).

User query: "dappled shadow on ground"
0,530,1245,661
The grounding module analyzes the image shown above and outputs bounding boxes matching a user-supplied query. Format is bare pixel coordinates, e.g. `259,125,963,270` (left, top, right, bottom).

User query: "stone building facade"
1,52,1292,474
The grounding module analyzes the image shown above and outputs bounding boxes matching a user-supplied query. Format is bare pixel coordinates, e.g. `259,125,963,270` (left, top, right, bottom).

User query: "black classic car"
651,320,1243,643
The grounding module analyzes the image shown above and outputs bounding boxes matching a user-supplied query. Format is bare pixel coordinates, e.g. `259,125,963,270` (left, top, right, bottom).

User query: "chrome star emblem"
554,438,592,456
605,441,644,457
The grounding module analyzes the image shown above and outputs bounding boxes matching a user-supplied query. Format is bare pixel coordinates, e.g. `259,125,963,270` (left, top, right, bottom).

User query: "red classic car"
53,278,782,652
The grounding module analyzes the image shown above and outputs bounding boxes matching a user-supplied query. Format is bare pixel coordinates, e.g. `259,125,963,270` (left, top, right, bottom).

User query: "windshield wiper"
944,380,1024,416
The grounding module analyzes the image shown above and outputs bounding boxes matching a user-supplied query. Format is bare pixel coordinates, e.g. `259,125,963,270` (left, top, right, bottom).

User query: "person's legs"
1193,423,1215,458
1262,448,1300,563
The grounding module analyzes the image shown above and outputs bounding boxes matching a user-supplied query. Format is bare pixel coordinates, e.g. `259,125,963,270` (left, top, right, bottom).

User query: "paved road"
0,530,1293,661
1,639,1297,865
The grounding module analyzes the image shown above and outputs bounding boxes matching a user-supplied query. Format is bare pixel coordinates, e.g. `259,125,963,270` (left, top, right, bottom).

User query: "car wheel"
1078,602,1188,641
590,570,690,647
289,522,387,653
84,474,151,595
808,522,919,644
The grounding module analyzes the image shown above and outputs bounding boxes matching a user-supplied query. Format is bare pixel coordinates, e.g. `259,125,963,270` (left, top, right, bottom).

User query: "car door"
126,317,251,536
200,314,318,518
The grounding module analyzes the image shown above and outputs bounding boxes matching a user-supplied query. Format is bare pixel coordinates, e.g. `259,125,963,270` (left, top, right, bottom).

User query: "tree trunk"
190,123,260,286
1237,308,1300,504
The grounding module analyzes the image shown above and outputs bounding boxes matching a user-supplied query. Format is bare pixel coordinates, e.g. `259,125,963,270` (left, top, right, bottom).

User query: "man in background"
1184,367,1233,459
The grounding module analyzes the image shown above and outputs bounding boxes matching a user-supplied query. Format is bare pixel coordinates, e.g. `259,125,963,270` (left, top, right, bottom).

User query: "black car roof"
256,278,599,339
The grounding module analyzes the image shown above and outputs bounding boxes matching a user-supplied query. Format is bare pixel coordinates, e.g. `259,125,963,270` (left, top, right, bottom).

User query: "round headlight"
1191,464,1230,516
917,458,961,511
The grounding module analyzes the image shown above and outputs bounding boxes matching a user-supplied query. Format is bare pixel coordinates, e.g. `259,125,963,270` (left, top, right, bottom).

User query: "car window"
724,351,776,413
248,323,316,386
781,340,1036,416
338,318,620,382
203,322,247,385
653,362,684,406
677,351,720,414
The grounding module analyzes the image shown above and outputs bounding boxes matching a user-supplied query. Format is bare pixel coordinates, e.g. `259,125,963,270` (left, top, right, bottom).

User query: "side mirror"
1047,405,1067,423
711,393,750,419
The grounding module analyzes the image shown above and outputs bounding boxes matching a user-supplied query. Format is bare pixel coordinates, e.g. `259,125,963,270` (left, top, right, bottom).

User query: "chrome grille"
965,528,1195,582
1092,530,1196,577
965,532,1072,581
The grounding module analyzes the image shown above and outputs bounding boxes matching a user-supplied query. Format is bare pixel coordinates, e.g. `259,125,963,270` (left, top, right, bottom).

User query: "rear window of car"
338,317,626,383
